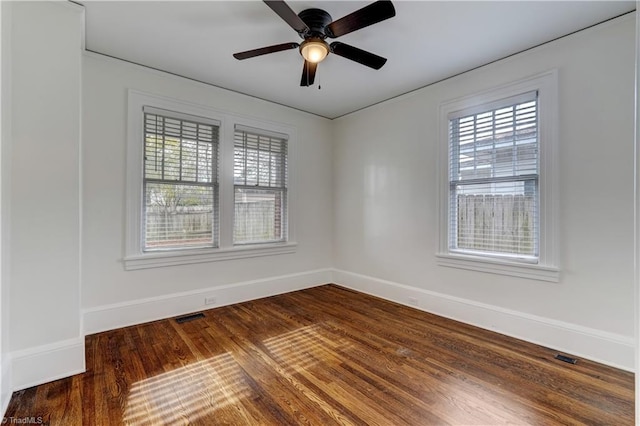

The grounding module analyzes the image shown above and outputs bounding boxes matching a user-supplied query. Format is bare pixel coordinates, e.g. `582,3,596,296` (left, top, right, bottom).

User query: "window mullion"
455,174,538,187
235,184,286,191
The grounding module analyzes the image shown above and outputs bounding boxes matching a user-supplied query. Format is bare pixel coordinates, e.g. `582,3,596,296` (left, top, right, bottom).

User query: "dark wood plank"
3,284,634,425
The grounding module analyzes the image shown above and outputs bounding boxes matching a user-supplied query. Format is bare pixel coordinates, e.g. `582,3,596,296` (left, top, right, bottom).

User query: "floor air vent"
555,354,578,364
175,312,205,324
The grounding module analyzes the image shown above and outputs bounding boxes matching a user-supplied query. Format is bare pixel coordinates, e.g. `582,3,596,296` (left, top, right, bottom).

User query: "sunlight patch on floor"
263,324,351,375
123,352,250,425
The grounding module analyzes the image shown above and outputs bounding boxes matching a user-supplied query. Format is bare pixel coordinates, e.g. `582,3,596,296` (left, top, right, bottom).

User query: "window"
125,91,296,270
143,107,219,250
233,126,288,245
448,92,538,260
437,71,559,281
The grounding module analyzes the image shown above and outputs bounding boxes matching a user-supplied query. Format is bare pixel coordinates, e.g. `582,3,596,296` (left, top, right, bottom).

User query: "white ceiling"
82,1,635,119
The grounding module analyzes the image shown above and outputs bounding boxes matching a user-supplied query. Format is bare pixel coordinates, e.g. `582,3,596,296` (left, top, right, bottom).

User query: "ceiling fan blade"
330,42,387,70
233,42,299,60
326,0,396,38
264,1,310,35
300,60,318,86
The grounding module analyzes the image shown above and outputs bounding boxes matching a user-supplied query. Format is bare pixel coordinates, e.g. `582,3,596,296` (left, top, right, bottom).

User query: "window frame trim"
436,70,560,282
125,90,297,270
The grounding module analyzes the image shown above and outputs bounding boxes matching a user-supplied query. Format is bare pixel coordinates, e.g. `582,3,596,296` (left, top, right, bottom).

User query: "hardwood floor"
4,284,634,425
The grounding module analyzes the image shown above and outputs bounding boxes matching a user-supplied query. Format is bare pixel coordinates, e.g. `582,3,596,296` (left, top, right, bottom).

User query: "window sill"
436,252,560,282
124,242,297,271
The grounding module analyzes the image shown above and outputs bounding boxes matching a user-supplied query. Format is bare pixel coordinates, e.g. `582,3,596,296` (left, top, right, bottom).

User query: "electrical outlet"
408,297,419,307
204,296,217,305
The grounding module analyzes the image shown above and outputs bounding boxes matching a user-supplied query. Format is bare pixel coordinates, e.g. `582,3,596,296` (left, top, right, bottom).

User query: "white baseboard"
1,353,12,416
13,266,630,394
332,269,635,372
11,337,85,391
83,268,332,335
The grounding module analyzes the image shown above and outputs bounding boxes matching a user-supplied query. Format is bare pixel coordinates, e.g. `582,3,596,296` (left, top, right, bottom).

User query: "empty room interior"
0,0,639,424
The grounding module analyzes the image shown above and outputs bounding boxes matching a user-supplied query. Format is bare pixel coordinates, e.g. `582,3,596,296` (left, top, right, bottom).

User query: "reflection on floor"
4,284,635,425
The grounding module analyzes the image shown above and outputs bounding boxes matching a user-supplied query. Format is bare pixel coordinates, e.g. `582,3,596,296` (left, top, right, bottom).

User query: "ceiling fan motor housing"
297,9,333,38
233,1,396,86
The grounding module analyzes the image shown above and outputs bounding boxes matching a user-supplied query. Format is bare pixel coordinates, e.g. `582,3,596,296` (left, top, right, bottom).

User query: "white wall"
333,15,636,369
80,54,334,328
0,0,12,414
8,2,84,389
634,5,639,424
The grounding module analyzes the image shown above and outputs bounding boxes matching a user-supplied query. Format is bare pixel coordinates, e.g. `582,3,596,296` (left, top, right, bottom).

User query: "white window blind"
449,91,539,260
143,106,219,250
233,125,288,245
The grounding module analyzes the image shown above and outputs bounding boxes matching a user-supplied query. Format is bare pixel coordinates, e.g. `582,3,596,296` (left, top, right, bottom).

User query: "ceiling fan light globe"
300,40,329,63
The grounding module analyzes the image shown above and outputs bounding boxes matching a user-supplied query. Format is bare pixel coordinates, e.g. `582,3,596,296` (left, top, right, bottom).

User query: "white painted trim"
436,253,560,282
332,268,635,372
125,90,298,270
124,242,297,271
11,337,85,391
83,268,332,335
0,353,11,418
0,0,12,416
0,0,11,417
125,90,226,264
76,0,85,370
634,2,639,423
436,70,560,281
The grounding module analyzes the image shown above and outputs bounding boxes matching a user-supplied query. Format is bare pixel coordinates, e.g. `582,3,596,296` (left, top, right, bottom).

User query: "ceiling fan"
233,0,396,87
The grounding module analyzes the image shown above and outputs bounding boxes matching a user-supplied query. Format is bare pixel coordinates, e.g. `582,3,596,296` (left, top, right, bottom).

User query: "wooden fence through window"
456,194,535,255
